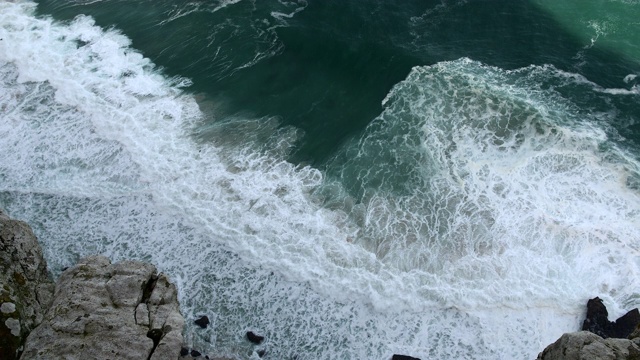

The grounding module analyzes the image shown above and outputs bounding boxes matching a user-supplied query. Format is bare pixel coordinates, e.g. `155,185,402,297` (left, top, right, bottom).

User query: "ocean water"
1,1,639,359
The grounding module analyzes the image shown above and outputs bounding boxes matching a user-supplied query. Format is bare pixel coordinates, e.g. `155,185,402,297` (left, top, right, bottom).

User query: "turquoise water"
1,1,639,359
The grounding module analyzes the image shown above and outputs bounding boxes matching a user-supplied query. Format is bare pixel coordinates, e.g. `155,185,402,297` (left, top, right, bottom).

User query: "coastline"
3,208,640,360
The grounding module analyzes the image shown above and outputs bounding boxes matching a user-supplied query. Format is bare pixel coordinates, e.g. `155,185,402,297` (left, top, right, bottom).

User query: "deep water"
1,0,639,359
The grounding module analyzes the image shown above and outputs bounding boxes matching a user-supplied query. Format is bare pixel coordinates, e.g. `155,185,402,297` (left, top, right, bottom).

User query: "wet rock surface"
0,210,55,359
391,355,421,360
582,297,640,339
194,315,210,329
246,331,265,345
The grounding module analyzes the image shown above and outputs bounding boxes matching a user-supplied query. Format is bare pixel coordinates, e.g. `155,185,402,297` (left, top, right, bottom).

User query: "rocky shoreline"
2,208,640,359
1,209,184,359
536,297,640,360
21,254,184,360
0,208,54,359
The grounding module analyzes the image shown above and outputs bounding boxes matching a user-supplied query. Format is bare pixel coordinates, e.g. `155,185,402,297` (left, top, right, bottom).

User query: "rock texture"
536,331,640,360
21,255,185,360
582,297,640,339
0,209,55,359
538,297,640,360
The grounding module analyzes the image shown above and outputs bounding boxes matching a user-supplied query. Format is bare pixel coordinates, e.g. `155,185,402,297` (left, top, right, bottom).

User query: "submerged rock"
0,210,55,360
246,331,265,344
194,315,210,329
392,355,421,360
21,255,185,360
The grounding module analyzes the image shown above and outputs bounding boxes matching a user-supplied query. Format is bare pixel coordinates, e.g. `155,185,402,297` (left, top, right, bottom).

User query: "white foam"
328,57,640,351
271,0,308,21
1,3,640,359
544,66,640,95
340,58,640,308
160,0,244,25
0,1,368,296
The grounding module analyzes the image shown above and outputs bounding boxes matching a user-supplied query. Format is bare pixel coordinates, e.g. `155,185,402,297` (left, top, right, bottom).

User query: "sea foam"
1,2,640,359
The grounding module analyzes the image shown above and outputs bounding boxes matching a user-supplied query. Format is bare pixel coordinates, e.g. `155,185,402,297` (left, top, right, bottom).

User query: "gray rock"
22,255,184,360
148,274,185,360
537,331,640,360
0,210,55,359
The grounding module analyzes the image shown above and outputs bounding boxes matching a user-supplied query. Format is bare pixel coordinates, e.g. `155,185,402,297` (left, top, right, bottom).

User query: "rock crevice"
21,255,184,360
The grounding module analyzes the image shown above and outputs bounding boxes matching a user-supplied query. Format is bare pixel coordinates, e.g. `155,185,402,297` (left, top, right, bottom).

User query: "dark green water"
35,0,640,164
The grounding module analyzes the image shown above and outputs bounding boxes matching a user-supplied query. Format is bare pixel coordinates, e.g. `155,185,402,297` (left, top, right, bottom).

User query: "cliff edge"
0,210,184,360
0,209,55,359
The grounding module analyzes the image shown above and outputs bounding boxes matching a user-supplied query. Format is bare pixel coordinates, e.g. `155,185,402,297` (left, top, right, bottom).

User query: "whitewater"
1,1,640,359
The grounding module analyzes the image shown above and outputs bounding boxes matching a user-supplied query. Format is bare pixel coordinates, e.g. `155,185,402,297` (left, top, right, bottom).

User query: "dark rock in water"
247,331,265,344
582,297,640,338
392,355,421,360
180,347,189,356
613,308,640,338
190,349,201,357
582,297,612,338
629,323,640,340
257,349,266,357
194,315,210,329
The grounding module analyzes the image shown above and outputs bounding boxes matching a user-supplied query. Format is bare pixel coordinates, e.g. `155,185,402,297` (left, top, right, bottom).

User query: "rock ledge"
21,255,184,360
